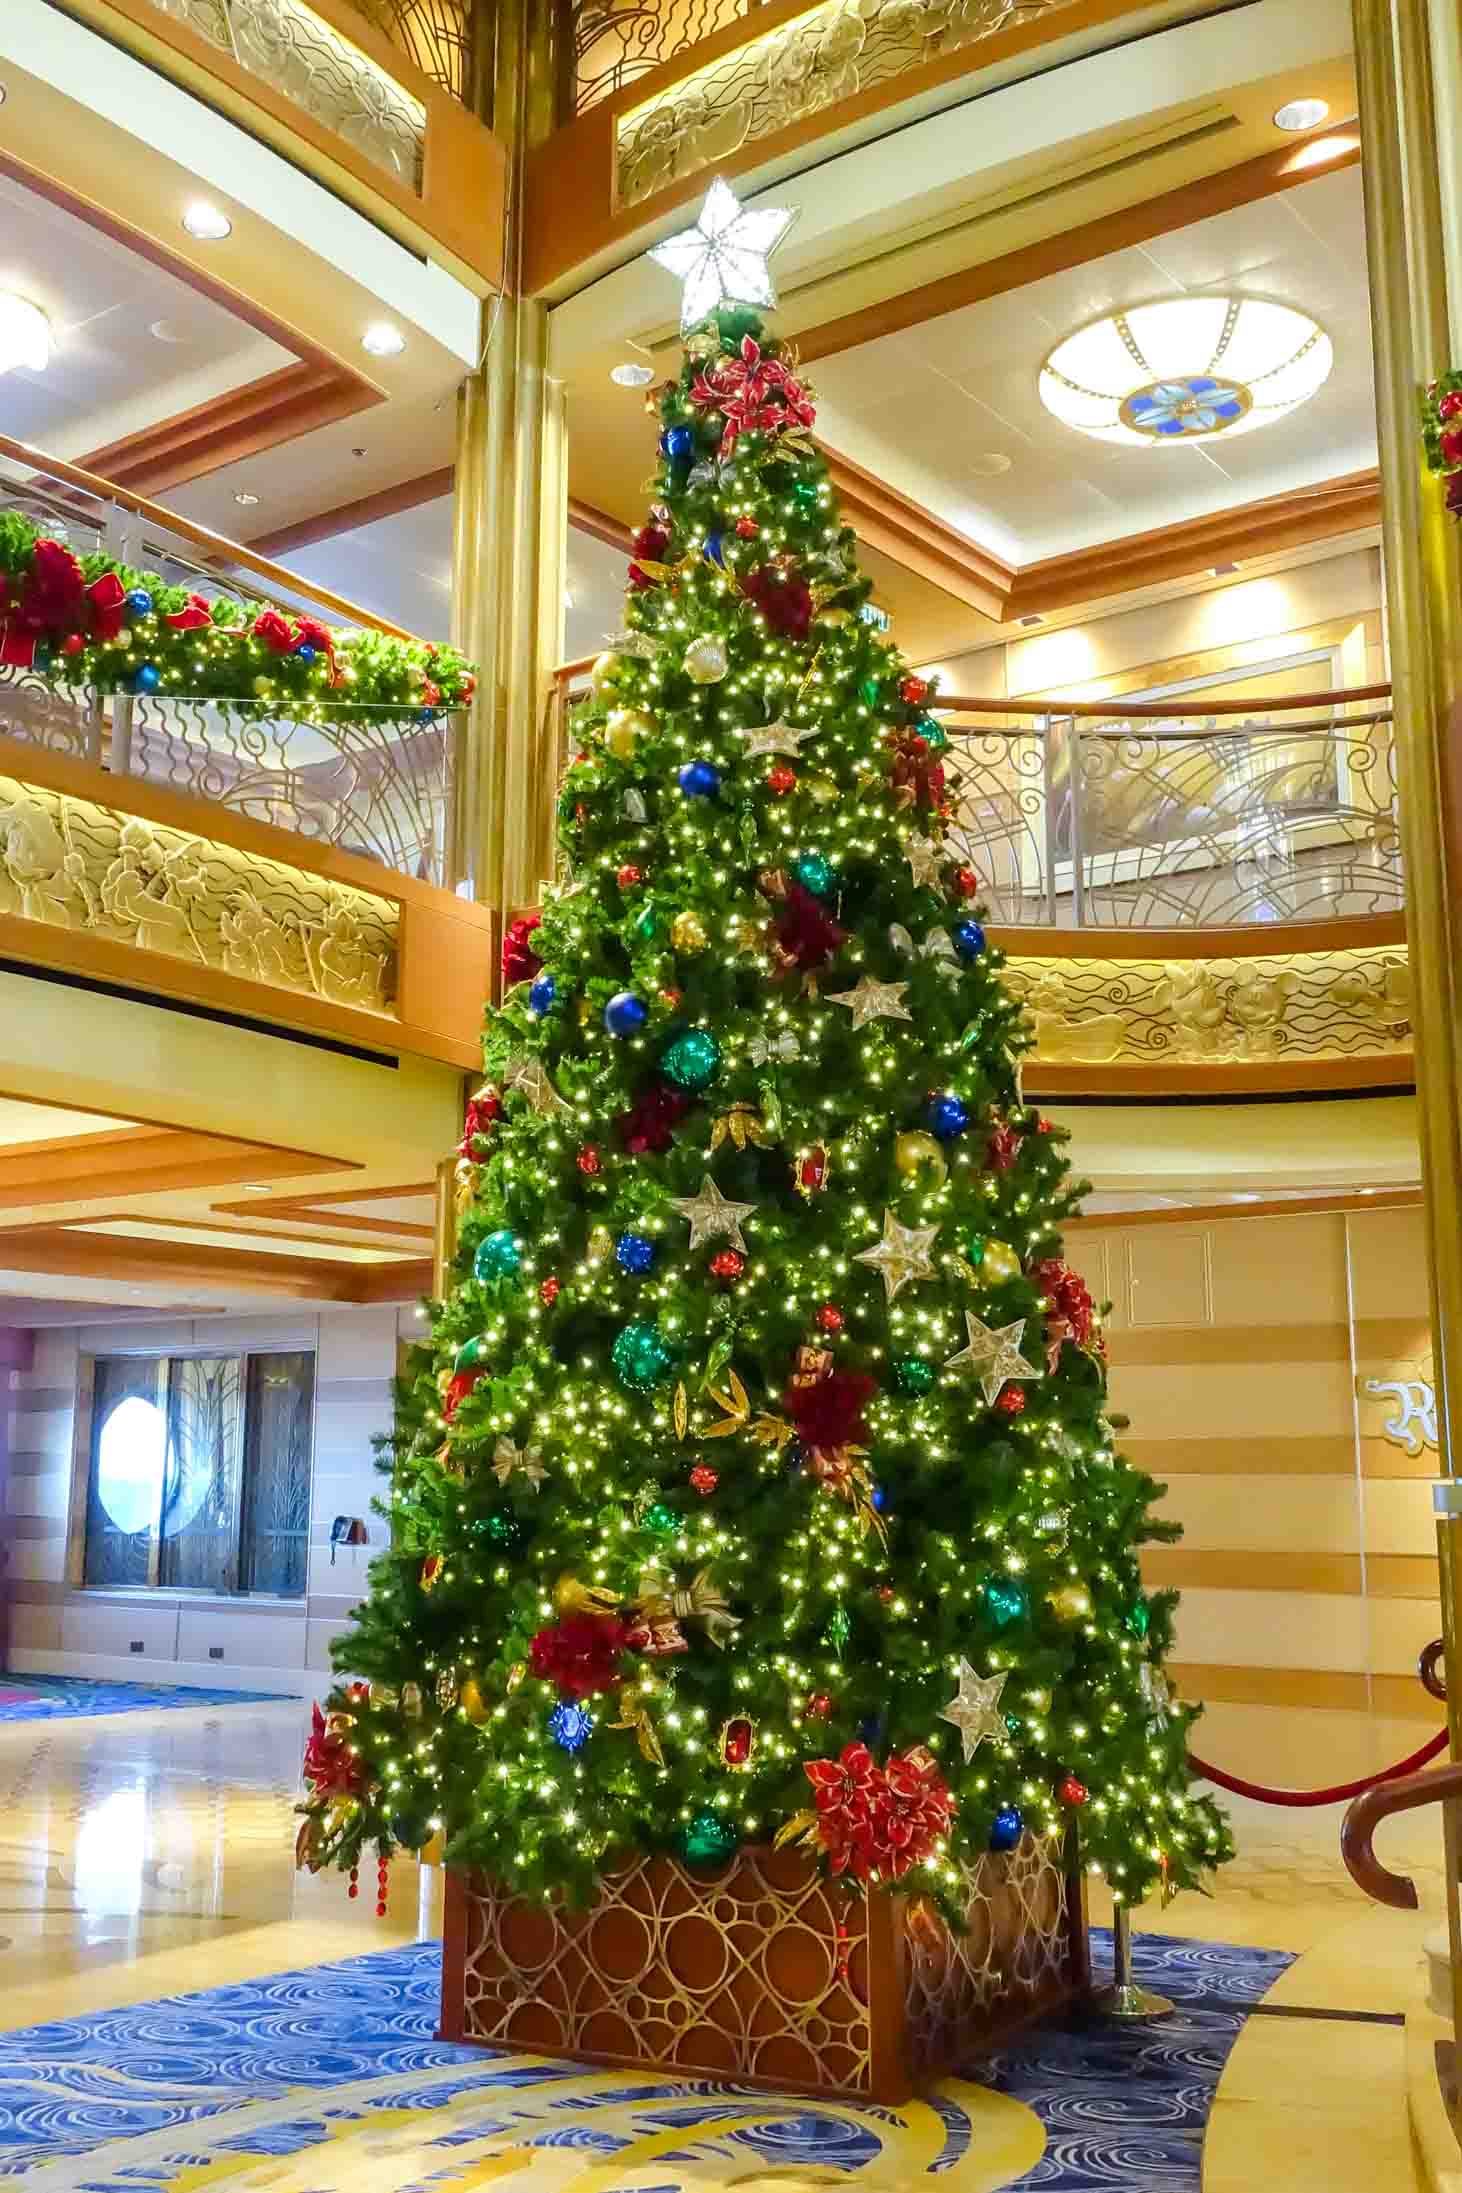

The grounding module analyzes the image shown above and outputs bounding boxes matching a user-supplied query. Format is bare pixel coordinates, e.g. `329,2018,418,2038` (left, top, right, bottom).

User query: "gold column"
1353,0,1462,2046
450,0,569,916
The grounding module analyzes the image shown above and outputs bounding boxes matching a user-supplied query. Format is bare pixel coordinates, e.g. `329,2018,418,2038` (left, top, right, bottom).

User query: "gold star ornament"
945,1311,1042,1404
827,974,912,1030
670,1174,757,1253
734,717,818,761
938,1661,1009,1761
854,1209,939,1302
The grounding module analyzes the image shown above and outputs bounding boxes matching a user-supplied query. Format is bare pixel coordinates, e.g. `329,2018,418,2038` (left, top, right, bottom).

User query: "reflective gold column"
1353,0,1462,2050
451,0,569,915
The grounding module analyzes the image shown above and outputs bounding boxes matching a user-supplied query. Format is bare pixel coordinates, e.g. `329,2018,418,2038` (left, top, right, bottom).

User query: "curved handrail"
1342,1759,1462,1909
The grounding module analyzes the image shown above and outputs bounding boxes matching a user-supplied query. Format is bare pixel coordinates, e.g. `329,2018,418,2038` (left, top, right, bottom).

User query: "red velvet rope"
1186,1728,1449,1807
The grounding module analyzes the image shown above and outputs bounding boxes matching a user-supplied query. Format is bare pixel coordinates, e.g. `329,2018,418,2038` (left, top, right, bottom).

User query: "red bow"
86,572,128,642
0,537,86,664
252,608,295,653
294,613,341,684
166,592,214,632
301,1700,363,1798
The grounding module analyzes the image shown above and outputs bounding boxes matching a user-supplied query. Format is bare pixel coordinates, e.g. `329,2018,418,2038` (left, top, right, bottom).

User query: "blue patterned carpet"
0,1928,1293,2189
0,1673,288,1721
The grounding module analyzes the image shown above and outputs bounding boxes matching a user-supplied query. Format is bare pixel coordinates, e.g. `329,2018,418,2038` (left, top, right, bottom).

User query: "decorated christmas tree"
299,181,1230,1929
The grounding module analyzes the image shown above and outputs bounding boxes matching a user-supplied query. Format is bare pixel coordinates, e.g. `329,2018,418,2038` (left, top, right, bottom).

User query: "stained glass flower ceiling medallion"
1037,296,1332,446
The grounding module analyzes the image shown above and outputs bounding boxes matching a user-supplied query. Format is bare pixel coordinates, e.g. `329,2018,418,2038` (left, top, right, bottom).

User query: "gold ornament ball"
1047,1583,1093,1624
458,1676,490,1724
894,1129,948,1184
684,633,729,684
807,774,839,807
587,1225,612,1263
815,606,852,629
979,1239,1022,1286
670,910,708,955
606,706,653,760
589,651,620,698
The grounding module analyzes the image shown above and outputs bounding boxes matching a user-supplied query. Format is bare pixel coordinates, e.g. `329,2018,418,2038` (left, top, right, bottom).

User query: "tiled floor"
0,1697,1438,2188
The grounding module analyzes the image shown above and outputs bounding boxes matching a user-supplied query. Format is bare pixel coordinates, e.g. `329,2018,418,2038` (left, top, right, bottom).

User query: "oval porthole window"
95,1394,166,1536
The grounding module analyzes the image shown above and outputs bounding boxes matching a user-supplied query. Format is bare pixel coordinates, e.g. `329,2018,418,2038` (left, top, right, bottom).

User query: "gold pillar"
450,0,569,917
1353,0,1462,2051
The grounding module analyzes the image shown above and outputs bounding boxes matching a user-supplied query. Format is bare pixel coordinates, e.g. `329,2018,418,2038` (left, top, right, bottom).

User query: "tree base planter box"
440,1835,1088,2103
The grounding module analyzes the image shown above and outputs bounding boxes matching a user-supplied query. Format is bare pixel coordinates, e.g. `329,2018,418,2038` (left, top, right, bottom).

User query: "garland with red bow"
0,511,474,725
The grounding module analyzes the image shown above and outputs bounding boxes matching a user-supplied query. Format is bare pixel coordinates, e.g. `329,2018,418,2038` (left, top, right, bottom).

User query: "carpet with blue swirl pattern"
0,1673,287,1721
0,1928,1292,2189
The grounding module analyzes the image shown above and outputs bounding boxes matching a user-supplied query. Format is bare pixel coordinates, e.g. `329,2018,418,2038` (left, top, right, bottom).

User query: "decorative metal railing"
0,440,460,888
551,666,1400,931
572,0,760,113
141,0,428,186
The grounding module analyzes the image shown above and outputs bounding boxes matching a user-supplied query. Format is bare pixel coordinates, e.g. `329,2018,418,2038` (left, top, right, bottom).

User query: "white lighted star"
938,1661,1009,1762
650,177,797,335
502,1054,571,1119
670,1174,757,1253
734,717,818,761
945,1311,1042,1405
827,974,912,1030
905,835,943,888
854,1208,939,1303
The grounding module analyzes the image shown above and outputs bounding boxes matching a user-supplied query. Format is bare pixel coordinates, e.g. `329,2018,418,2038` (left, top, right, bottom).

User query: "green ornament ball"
661,1026,722,1093
678,1806,739,1867
919,717,948,752
613,1320,675,1392
454,1335,491,1372
983,1578,1028,1629
892,1355,936,1396
860,676,883,709
479,1511,525,1553
636,908,658,940
643,1500,679,1535
792,852,834,899
1127,1598,1151,1638
473,1228,521,1283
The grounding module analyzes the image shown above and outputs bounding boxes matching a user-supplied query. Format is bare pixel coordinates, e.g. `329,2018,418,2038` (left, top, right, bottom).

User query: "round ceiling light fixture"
0,294,51,375
1037,295,1332,447
1274,96,1329,131
362,321,406,357
182,200,232,241
611,360,655,387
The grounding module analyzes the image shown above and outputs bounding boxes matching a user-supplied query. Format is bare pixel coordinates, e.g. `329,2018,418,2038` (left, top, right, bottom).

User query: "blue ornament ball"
124,587,154,618
870,1484,888,1513
473,1227,521,1283
132,663,161,695
604,991,648,1038
297,642,317,665
661,424,694,462
793,852,834,898
615,1231,656,1277
703,531,725,567
954,919,987,962
926,1092,971,1141
612,1320,675,1391
678,759,721,799
549,1701,594,1753
661,1026,721,1093
989,1805,1024,1854
528,974,557,1016
858,1713,887,1749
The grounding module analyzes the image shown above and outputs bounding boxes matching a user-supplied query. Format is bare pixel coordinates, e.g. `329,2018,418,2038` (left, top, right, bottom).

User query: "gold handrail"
0,431,416,643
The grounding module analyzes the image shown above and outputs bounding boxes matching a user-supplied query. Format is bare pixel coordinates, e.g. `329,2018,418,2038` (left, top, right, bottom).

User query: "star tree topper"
650,177,796,335
946,1311,1043,1404
671,1174,757,1253
938,1661,1009,1761
855,1209,939,1302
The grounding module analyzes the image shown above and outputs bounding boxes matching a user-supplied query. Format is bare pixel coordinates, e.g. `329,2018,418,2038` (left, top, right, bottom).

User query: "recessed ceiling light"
1019,614,1044,628
240,1182,272,1193
149,318,189,344
0,295,51,376
362,321,406,358
351,445,368,458
611,361,655,387
233,490,260,507
1274,96,1329,131
1038,296,1333,446
967,452,1013,477
1210,561,1240,576
183,200,232,241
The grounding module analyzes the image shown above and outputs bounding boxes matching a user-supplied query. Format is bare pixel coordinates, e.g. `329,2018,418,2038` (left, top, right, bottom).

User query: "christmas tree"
299,181,1231,1923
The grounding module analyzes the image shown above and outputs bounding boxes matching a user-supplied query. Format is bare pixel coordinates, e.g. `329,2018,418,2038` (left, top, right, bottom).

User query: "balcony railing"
0,437,461,889
552,667,1400,931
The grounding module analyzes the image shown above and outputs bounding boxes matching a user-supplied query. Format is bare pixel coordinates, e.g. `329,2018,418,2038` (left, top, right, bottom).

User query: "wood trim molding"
1167,1661,1443,1722
569,498,635,552
249,470,457,559
1024,1054,1414,1098
212,1182,436,1238
0,1221,430,1302
0,1125,348,1210
993,915,1407,961
822,448,1012,620
1067,1188,1422,1231
79,364,375,501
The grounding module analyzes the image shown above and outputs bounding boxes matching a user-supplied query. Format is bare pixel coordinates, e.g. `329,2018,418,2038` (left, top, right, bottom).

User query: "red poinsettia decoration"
804,1741,954,1881
459,1088,503,1157
1030,1256,1096,1370
885,729,947,814
879,1744,956,1877
985,1121,1024,1173
743,561,814,640
615,1080,693,1154
782,1357,876,1454
529,1613,628,1699
772,882,845,975
302,1700,364,1798
501,913,543,988
689,334,816,456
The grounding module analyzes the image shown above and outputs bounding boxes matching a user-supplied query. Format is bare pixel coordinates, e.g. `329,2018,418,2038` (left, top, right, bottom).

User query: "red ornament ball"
735,515,760,538
815,1303,845,1334
1442,426,1462,467
62,632,85,657
900,675,930,705
1036,1116,1054,1135
540,1275,561,1306
1058,1774,1089,1807
877,1584,896,1605
660,987,683,1009
616,863,644,889
722,1715,754,1764
953,865,980,899
709,1248,745,1283
996,1386,1027,1417
577,1145,602,1176
806,1691,834,1720
689,1463,720,1496
766,763,797,796
1441,389,1462,422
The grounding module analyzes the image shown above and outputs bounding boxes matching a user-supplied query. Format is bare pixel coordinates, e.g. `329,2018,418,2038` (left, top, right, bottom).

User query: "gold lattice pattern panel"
447,1836,1077,2102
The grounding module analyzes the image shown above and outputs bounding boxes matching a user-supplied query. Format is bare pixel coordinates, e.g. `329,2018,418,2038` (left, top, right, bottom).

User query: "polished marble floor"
0,1695,1439,2189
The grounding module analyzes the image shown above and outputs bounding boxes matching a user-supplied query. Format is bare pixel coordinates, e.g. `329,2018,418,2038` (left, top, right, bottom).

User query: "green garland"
0,510,474,726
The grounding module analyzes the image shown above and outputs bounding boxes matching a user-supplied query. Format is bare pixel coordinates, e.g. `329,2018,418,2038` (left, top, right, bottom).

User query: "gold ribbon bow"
634,1563,740,1648
611,1682,664,1764
493,1435,546,1488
